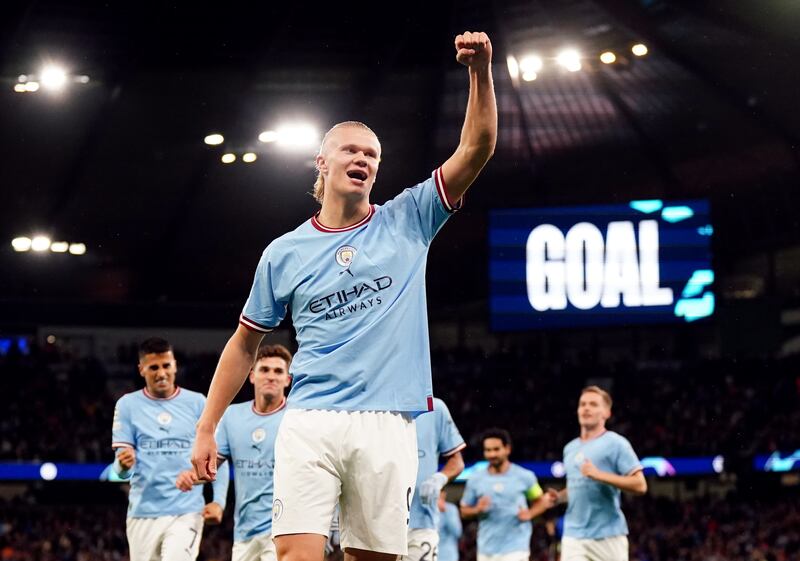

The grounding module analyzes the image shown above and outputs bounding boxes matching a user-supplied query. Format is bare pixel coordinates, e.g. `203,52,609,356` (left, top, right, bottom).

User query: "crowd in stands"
1,343,798,464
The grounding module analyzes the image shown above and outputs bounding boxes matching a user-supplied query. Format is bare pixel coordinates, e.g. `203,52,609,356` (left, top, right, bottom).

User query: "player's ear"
248,370,256,385
316,154,328,174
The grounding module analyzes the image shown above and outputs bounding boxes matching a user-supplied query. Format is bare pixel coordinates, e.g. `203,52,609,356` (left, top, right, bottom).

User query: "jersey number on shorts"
420,542,438,561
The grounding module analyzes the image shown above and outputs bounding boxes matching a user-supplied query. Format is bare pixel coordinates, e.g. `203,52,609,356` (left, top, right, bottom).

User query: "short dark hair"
138,337,173,359
255,344,293,368
481,428,512,448
581,385,613,408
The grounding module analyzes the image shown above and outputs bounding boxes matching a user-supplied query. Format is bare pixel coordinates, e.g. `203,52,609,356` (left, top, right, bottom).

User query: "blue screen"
490,199,714,330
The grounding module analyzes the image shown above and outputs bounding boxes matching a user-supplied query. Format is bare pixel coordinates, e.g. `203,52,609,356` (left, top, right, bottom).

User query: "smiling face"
315,125,381,204
138,351,177,398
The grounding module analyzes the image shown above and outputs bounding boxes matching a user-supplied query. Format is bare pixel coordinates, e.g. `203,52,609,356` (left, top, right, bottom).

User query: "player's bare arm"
440,31,497,205
581,460,648,495
192,324,264,480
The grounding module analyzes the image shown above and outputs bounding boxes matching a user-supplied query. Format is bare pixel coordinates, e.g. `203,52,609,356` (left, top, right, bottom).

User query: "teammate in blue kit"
404,398,466,561
191,30,496,561
551,386,647,561
460,429,556,561
177,344,293,561
436,490,462,561
111,337,229,561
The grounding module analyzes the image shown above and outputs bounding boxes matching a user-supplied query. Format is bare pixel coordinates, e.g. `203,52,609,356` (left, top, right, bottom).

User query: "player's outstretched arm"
440,31,497,206
192,324,264,480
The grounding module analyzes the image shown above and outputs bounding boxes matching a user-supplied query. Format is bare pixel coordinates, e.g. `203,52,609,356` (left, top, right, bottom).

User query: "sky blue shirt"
112,387,229,518
410,397,465,529
240,168,459,414
437,502,462,561
461,463,542,555
563,430,643,539
216,399,286,543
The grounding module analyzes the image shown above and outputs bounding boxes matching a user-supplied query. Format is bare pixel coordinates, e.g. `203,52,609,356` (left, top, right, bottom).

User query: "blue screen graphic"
490,199,714,330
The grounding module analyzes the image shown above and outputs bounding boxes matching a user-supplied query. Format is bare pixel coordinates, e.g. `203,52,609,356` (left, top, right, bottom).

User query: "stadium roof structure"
2,0,799,327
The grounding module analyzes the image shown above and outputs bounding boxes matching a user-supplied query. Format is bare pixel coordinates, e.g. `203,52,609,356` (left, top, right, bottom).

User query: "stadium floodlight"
31,236,51,252
242,152,257,163
600,51,617,64
275,124,319,150
68,243,86,255
40,463,58,481
522,71,538,82
258,130,279,143
18,74,28,83
632,43,648,57
556,49,582,72
519,54,543,74
204,133,224,146
221,153,236,164
25,81,40,92
50,241,69,253
75,75,90,84
11,237,32,252
40,65,68,91
13,84,27,93
506,55,520,81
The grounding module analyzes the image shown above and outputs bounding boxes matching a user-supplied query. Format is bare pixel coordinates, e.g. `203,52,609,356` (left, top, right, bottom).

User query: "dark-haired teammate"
461,429,555,561
111,337,228,561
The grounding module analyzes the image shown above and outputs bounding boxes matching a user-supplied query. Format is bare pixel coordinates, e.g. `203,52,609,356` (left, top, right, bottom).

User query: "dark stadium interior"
2,1,800,560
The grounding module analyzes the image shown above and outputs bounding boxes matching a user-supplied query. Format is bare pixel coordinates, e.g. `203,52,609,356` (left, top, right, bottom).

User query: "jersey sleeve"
524,469,543,501
211,461,230,510
460,476,479,506
614,435,643,475
240,240,296,333
383,167,462,245
436,400,466,457
111,396,135,449
216,412,231,459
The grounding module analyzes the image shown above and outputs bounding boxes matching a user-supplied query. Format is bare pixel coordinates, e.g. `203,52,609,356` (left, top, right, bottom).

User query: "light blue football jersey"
410,397,465,529
240,168,460,414
437,502,462,561
216,399,286,543
563,431,642,539
461,463,541,555
112,387,208,518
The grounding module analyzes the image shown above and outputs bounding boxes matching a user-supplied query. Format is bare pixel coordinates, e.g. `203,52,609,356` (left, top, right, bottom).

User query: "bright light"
25,82,40,92
556,49,582,72
522,71,538,82
242,152,257,163
40,463,58,481
221,153,236,164
519,54,543,74
11,237,32,252
204,133,224,146
18,74,27,83
13,84,27,93
50,241,69,253
258,130,279,143
31,236,51,252
506,55,520,80
632,43,648,57
600,51,617,64
75,75,90,84
68,243,86,255
40,66,68,91
276,124,319,150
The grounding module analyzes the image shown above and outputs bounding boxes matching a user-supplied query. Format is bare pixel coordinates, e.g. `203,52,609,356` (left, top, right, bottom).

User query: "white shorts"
272,409,418,555
403,528,439,561
561,535,629,561
126,513,203,561
233,533,277,561
477,551,529,561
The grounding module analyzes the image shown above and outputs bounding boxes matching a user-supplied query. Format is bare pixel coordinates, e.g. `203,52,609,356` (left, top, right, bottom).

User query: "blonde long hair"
313,121,378,204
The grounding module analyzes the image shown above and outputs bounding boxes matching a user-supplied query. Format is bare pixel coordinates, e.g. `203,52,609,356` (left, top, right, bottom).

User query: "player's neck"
488,459,511,474
254,394,285,415
317,196,371,229
580,424,607,441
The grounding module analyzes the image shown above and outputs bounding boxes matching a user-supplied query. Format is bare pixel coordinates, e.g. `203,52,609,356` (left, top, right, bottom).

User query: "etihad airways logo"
309,275,393,320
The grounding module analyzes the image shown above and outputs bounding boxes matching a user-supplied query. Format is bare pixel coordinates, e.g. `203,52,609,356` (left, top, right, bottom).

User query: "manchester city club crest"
252,428,266,443
335,245,357,268
156,411,172,425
